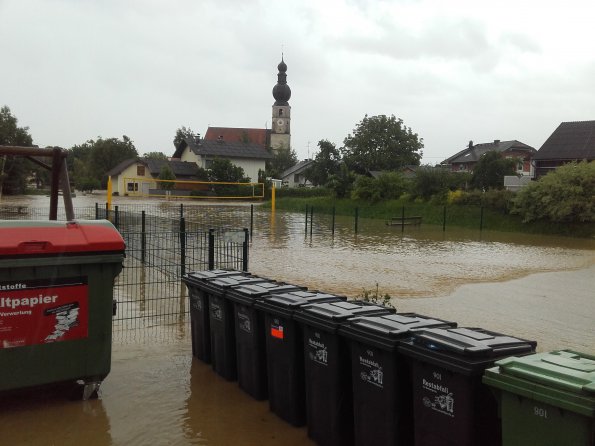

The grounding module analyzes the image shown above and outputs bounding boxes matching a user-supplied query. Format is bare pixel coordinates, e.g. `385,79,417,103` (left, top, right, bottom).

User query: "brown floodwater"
1,195,594,445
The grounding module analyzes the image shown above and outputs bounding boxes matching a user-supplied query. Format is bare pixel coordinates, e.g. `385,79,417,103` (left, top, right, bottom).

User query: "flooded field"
1,194,594,445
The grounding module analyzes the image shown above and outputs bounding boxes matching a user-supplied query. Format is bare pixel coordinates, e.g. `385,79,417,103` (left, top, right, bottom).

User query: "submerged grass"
266,197,595,238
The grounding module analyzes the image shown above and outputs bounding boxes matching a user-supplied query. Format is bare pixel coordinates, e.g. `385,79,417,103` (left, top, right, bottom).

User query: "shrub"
512,161,595,223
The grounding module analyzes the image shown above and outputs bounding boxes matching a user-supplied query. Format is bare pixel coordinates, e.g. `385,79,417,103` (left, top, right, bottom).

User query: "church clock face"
276,119,285,132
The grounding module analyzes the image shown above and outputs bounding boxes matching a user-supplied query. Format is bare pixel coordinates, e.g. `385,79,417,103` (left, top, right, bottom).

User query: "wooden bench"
386,216,422,226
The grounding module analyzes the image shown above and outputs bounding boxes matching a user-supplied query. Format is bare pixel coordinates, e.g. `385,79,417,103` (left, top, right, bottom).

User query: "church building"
171,57,292,181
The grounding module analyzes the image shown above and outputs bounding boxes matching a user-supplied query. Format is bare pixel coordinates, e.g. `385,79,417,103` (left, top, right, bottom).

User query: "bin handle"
18,241,52,252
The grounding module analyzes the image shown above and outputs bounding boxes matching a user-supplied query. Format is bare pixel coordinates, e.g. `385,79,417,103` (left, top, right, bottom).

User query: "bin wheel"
70,380,101,400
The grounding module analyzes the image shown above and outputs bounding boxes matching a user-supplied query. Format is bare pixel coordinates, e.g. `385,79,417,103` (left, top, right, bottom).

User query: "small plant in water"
358,283,395,309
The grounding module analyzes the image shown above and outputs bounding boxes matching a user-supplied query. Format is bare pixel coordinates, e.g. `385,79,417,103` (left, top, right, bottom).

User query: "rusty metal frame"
0,146,74,220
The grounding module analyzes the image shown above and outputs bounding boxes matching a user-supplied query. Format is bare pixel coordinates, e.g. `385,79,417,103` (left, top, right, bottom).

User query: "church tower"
270,56,291,152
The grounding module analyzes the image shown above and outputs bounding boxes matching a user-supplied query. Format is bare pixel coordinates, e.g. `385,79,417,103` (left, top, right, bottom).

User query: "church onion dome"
272,57,291,106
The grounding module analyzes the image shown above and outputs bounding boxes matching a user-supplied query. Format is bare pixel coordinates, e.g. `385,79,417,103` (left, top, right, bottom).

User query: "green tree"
158,164,176,190
342,114,423,174
0,106,34,195
305,139,341,186
208,158,248,183
327,163,355,198
266,146,298,179
411,167,471,200
144,151,168,160
86,136,139,187
471,151,516,190
512,161,595,223
174,126,198,149
351,172,407,202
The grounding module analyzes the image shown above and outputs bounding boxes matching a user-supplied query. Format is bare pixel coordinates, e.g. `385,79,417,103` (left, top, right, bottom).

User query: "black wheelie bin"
182,269,243,363
293,300,395,446
254,290,346,426
338,312,457,446
399,327,537,446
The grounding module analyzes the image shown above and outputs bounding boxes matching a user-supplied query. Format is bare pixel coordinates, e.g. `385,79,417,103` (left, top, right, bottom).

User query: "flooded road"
1,195,594,445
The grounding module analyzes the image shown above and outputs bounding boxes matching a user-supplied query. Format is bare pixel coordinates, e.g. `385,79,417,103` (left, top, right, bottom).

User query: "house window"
294,174,300,183
205,159,213,169
279,109,283,117
458,164,466,171
127,182,138,192
137,165,145,176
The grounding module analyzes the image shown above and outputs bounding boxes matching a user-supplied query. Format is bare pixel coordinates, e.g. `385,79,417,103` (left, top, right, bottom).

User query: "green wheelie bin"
0,220,125,399
483,350,595,446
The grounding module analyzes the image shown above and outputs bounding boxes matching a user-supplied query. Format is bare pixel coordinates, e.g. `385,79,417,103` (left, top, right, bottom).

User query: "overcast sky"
2,0,594,165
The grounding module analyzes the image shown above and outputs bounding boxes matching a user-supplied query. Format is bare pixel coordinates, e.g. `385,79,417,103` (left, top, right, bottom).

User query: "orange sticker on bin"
271,323,284,339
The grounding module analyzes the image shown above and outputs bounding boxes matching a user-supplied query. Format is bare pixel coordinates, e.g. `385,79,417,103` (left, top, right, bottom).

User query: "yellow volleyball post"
107,175,113,213
271,182,276,214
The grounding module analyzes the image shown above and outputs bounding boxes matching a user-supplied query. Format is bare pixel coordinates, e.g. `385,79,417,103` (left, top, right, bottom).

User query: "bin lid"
0,220,125,255
483,350,595,416
338,313,455,351
182,269,242,286
254,290,343,318
399,327,536,375
294,300,394,332
200,274,269,296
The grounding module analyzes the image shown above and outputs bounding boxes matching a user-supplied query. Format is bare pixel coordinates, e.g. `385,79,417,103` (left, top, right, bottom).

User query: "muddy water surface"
1,195,594,445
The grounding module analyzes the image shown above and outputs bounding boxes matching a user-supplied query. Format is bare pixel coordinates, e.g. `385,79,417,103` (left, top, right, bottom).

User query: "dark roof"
442,140,536,165
281,159,314,178
185,137,272,160
105,158,201,177
533,120,595,161
106,158,138,176
204,127,269,147
144,159,200,177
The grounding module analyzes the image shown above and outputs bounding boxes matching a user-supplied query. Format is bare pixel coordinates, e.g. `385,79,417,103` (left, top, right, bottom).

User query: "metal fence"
0,204,250,328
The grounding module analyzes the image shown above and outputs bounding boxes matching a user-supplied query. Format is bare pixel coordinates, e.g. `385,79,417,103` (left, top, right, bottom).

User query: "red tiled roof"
204,127,269,147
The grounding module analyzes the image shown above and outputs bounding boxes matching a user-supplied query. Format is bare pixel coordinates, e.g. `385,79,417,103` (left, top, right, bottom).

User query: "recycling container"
254,290,346,426
293,301,395,446
225,281,307,400
483,349,595,446
201,274,274,381
182,269,242,363
399,327,537,446
0,220,125,398
338,313,457,446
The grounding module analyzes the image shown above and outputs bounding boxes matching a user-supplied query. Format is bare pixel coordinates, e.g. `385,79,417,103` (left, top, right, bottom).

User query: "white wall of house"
111,163,156,195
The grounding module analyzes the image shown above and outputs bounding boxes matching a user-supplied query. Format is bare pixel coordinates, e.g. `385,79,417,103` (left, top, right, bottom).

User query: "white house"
172,135,272,182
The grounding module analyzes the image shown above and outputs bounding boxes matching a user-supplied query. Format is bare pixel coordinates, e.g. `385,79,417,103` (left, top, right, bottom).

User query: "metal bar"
49,148,62,220
250,204,254,241
114,205,119,229
354,207,359,234
95,203,99,220
0,146,68,158
242,228,249,272
208,229,215,270
305,205,309,235
331,206,336,238
180,217,186,276
310,206,313,238
141,211,146,264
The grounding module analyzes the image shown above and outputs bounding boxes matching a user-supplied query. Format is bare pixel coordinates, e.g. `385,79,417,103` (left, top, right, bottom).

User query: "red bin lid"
0,220,125,255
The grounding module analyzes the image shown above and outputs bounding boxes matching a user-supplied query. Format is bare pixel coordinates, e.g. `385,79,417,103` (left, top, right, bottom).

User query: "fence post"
114,205,119,229
242,228,249,272
95,202,99,220
180,217,186,276
250,204,254,241
310,206,314,238
208,229,215,270
180,203,184,220
141,211,146,264
443,205,447,232
331,206,336,238
480,206,484,231
401,205,405,233
354,207,359,234
305,205,309,236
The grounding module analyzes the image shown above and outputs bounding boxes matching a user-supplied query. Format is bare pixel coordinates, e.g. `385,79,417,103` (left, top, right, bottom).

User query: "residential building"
172,135,272,182
533,120,595,178
441,140,536,175
106,158,201,195
281,159,314,187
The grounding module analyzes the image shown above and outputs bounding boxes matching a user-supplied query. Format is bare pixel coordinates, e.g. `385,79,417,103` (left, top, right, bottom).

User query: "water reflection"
0,383,113,446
